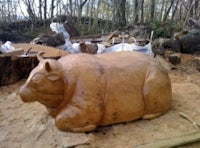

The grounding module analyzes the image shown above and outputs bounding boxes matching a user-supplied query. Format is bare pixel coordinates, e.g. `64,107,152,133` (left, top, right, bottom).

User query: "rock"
61,134,91,148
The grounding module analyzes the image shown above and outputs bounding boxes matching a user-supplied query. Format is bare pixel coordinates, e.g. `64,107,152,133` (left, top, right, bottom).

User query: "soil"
0,53,200,148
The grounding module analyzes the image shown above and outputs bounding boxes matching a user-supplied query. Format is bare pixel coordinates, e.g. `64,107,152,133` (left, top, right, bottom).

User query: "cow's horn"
37,51,45,62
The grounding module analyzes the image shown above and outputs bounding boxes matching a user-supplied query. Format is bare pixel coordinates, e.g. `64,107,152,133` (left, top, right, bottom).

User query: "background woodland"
0,0,199,40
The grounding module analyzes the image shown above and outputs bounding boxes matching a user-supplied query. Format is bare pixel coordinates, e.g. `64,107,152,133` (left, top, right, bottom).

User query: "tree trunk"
194,0,199,19
140,0,144,23
179,2,183,21
50,0,55,19
171,0,179,21
69,0,73,19
183,0,195,26
163,0,174,21
112,0,126,29
77,0,88,24
150,0,155,22
43,0,47,20
39,0,42,21
134,0,139,23
160,0,165,21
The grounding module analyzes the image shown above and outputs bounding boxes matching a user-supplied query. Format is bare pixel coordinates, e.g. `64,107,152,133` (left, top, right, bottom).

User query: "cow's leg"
55,104,102,132
70,125,97,132
142,68,172,119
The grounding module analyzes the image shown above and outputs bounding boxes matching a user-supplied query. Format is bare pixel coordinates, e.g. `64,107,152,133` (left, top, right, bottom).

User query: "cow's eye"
31,74,44,83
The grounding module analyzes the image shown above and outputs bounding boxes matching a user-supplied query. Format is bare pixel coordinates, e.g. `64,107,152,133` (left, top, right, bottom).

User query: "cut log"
168,53,181,65
13,43,69,57
155,55,176,71
0,43,69,86
2,48,24,56
0,56,38,86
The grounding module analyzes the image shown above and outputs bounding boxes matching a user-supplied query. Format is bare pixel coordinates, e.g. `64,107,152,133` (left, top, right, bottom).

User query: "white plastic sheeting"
97,42,152,55
0,41,15,53
50,22,70,39
50,22,153,56
56,39,106,54
97,31,154,56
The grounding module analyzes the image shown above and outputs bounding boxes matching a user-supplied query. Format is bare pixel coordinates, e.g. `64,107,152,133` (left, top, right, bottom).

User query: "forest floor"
0,53,200,148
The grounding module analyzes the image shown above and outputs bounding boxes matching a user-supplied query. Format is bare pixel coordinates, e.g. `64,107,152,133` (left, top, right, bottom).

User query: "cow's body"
20,51,172,132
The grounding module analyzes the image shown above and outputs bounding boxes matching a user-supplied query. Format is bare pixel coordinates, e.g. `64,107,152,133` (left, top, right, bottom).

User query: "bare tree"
160,0,165,21
43,0,47,20
39,0,42,20
194,0,199,19
134,0,139,23
112,0,126,28
78,0,88,18
50,0,55,19
163,0,174,21
150,0,155,21
171,0,179,21
140,0,144,23
21,0,37,21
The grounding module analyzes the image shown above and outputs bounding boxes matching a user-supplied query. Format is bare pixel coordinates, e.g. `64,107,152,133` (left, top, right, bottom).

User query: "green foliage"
148,20,183,38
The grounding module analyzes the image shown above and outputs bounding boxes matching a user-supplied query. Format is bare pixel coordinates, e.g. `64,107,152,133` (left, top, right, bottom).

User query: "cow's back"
58,51,171,126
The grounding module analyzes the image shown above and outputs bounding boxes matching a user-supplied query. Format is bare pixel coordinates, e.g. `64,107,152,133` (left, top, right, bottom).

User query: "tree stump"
0,43,69,86
0,55,38,86
168,53,181,65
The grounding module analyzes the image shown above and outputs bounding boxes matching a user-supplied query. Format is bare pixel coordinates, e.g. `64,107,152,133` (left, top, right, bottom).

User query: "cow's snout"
19,84,36,102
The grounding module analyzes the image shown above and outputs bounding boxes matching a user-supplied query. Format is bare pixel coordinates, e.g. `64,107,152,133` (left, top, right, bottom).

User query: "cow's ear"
47,72,60,81
45,62,52,72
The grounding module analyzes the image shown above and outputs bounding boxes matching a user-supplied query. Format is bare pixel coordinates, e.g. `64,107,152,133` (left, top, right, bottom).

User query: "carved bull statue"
19,51,172,132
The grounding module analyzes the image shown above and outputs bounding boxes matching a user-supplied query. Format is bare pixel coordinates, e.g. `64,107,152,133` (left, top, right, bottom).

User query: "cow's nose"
19,84,29,102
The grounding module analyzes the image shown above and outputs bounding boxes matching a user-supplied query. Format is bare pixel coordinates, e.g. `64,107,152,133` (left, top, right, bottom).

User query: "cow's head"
20,52,65,108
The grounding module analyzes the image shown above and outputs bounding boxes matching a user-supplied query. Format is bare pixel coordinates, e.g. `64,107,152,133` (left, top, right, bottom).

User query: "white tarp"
50,22,70,39
0,41,15,53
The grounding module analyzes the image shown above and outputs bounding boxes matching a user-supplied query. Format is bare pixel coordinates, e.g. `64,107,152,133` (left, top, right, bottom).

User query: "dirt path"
0,54,200,148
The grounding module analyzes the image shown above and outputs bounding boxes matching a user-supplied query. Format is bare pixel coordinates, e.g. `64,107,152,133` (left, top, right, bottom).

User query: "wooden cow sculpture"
19,51,172,132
